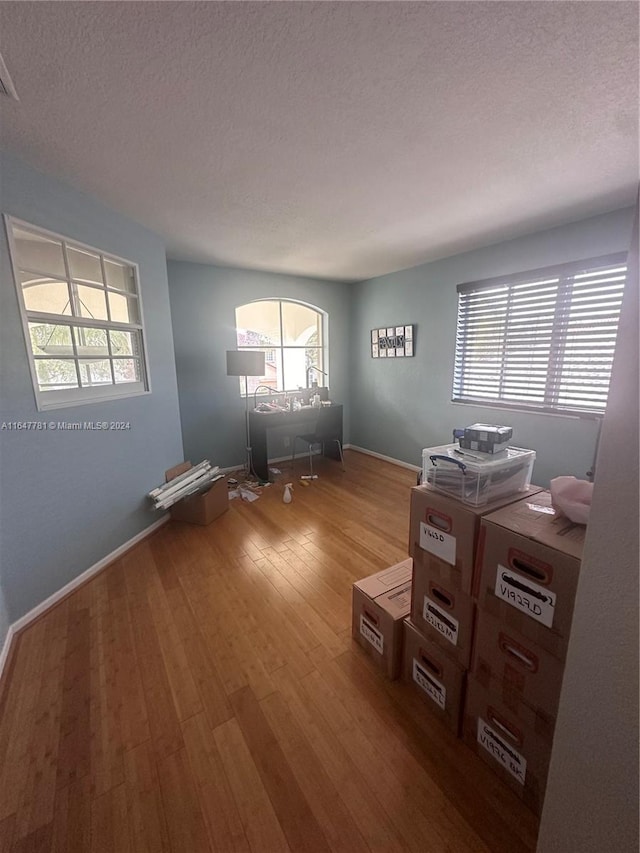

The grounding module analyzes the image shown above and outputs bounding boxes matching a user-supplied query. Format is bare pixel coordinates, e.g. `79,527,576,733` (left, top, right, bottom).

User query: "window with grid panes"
6,217,149,410
452,253,627,416
235,299,326,395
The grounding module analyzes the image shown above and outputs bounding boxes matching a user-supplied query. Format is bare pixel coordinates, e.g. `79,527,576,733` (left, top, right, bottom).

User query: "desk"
249,404,343,482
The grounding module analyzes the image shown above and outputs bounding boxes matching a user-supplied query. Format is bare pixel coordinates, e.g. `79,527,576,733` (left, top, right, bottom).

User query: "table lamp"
226,350,266,477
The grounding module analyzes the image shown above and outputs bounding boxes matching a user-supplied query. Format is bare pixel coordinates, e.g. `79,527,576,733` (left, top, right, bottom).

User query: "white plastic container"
422,444,536,507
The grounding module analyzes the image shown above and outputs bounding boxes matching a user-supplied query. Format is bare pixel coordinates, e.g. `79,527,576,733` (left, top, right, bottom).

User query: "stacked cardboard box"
351,558,413,678
401,618,466,733
404,485,542,733
464,490,585,814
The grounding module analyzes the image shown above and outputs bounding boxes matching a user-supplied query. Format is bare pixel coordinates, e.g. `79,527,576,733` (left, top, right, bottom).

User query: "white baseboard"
345,444,421,473
0,625,15,685
0,516,170,683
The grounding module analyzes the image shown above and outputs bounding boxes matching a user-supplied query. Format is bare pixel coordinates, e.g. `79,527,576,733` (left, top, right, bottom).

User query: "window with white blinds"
453,253,627,416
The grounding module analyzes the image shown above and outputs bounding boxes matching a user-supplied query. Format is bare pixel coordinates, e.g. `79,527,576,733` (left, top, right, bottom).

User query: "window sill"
36,385,150,411
450,399,603,421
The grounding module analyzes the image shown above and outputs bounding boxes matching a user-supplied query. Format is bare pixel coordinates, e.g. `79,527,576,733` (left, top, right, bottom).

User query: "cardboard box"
410,560,475,668
165,462,229,526
472,609,566,718
462,674,555,815
408,485,542,596
351,559,413,679
401,618,466,734
474,491,584,659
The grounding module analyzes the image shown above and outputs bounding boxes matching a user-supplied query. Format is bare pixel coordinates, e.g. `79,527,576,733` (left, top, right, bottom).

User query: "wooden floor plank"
123,546,184,761
230,686,331,853
123,741,170,853
51,775,91,853
260,690,370,853
155,576,234,730
213,718,291,853
299,667,458,853
235,554,322,656
13,604,69,842
157,748,210,853
181,713,250,853
10,823,52,853
0,451,538,853
106,564,150,753
0,621,49,822
251,552,347,659
88,574,126,797
270,665,407,853
0,815,16,853
143,551,204,722
56,607,91,791
90,783,131,853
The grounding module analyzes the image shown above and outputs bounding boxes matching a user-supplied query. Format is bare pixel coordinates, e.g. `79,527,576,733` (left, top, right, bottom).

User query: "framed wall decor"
371,324,414,358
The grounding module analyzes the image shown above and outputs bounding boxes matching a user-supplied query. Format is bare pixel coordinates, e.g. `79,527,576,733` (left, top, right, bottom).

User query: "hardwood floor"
0,450,539,852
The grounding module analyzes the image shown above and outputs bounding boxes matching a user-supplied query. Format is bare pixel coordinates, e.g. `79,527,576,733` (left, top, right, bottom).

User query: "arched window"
235,299,326,395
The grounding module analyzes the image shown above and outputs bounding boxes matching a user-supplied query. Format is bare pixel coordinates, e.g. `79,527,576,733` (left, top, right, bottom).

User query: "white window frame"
5,216,151,411
235,298,327,396
452,253,627,418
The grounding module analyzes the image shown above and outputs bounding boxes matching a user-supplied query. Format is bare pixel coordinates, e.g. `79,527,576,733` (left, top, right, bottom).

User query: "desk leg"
251,425,269,482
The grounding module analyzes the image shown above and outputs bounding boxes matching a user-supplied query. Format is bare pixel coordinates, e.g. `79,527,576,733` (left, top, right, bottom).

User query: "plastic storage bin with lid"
422,444,536,507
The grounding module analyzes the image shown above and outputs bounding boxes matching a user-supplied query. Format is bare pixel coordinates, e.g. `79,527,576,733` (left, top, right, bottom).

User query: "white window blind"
453,253,627,416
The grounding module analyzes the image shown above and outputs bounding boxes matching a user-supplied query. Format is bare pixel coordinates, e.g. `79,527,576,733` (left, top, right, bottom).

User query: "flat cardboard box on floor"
409,485,542,596
410,564,475,668
474,491,585,660
402,618,466,734
352,558,413,679
462,674,555,815
165,462,229,526
472,609,566,718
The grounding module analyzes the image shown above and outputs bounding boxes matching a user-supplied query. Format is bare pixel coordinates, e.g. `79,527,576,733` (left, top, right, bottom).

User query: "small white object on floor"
240,488,259,502
228,487,260,502
269,467,282,474
283,483,293,503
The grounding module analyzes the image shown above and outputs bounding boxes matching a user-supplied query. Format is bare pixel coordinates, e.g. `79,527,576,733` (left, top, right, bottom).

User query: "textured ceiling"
0,2,638,281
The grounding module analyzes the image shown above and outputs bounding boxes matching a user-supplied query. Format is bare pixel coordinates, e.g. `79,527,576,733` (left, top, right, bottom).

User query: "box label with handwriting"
495,564,556,628
420,522,456,565
360,614,384,654
412,659,446,709
422,595,459,645
477,718,526,784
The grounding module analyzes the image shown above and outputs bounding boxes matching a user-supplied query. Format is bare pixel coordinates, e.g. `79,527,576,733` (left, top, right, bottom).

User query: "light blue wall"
0,153,184,623
167,261,351,467
350,208,636,487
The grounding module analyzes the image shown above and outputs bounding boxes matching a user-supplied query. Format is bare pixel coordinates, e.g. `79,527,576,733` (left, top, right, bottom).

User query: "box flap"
484,490,585,560
376,582,413,619
165,461,192,482
355,558,413,599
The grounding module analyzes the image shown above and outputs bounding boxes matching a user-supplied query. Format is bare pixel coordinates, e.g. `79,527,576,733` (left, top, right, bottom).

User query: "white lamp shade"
226,350,265,377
